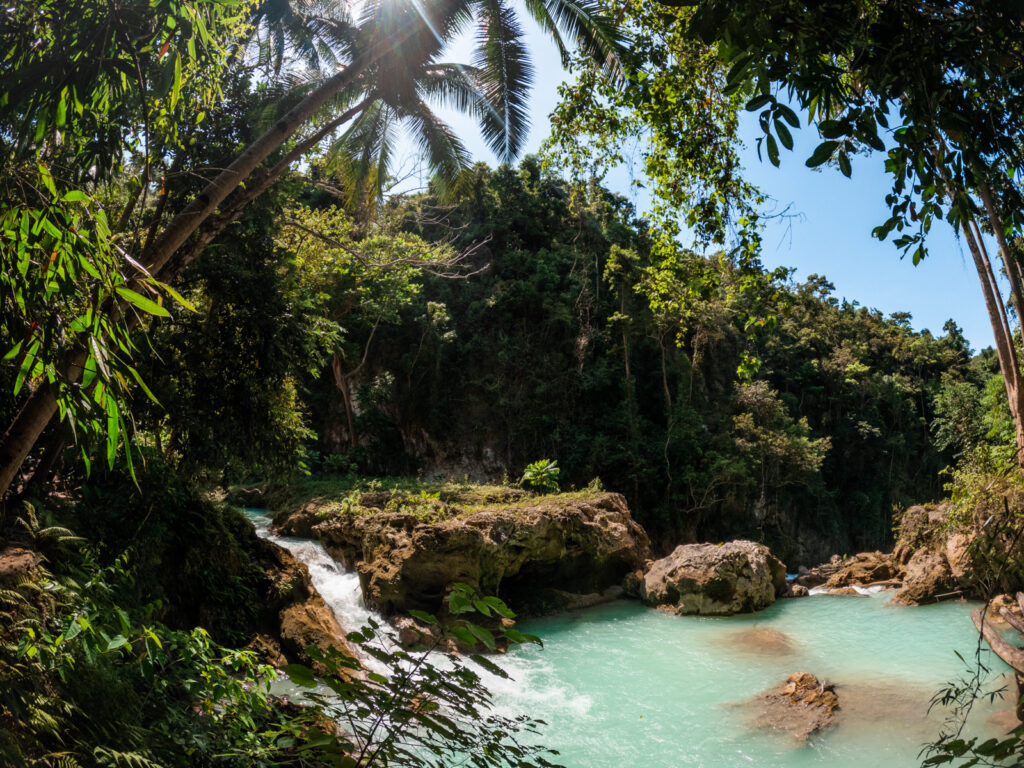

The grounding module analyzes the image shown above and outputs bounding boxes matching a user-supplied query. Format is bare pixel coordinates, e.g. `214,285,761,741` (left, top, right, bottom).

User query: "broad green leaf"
765,133,780,166
115,286,171,317
774,119,793,150
469,653,510,679
283,663,317,688
154,280,197,312
745,94,772,111
408,609,439,626
170,53,182,111
839,152,852,178
806,141,839,168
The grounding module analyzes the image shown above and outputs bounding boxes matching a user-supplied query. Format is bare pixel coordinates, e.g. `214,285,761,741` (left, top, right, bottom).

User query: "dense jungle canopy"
3,0,1024,766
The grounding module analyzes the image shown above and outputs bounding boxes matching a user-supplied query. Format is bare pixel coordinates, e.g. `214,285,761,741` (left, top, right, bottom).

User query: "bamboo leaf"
115,286,171,317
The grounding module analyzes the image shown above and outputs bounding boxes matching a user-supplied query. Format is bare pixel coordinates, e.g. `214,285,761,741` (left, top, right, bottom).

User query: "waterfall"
244,509,377,632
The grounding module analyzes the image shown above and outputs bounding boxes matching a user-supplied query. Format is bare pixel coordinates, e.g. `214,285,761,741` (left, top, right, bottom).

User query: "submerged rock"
300,491,650,617
638,540,786,616
747,672,840,742
722,627,796,656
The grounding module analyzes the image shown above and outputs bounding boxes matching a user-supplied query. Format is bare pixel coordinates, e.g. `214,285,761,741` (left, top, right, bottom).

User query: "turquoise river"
245,510,1019,768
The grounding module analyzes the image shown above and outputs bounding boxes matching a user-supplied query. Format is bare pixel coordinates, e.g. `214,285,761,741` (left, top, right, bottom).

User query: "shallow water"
244,509,1018,767
490,597,1016,768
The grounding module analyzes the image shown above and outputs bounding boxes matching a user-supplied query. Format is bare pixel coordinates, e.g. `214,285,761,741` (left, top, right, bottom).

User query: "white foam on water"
242,509,375,632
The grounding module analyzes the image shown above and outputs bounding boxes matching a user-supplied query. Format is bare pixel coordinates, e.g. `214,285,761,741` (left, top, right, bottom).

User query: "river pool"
245,509,1018,768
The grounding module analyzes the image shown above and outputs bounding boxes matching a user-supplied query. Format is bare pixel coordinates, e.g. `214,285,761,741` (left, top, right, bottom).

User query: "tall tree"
653,0,1024,463
0,0,625,500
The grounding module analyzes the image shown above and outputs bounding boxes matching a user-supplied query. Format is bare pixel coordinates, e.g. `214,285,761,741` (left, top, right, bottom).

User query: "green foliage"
2,503,558,767
63,453,270,644
0,0,249,479
545,0,760,249
315,161,968,562
0,544,329,767
668,0,1024,264
281,584,555,768
522,460,561,494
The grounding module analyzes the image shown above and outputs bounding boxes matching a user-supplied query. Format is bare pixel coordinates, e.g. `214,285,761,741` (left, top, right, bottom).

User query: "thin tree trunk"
0,52,383,498
978,182,1024,315
0,387,60,500
934,146,1024,466
160,96,374,281
960,219,1024,464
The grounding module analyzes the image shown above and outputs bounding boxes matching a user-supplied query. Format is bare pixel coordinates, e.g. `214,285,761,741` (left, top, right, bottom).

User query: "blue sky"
407,16,997,352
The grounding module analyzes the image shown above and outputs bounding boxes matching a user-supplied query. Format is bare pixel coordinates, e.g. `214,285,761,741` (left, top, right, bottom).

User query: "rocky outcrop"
824,551,896,588
292,492,650,617
794,555,842,588
747,672,840,742
279,595,353,669
794,503,973,604
250,534,356,668
0,546,40,579
892,548,957,605
638,540,786,616
893,503,953,566
987,593,1024,628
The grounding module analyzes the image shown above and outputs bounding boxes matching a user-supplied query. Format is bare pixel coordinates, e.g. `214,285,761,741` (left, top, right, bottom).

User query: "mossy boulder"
638,540,787,616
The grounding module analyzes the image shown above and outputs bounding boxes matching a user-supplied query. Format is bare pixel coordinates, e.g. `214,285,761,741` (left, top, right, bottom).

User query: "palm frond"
326,102,399,210
521,0,626,77
473,0,534,163
417,63,490,115
404,102,472,183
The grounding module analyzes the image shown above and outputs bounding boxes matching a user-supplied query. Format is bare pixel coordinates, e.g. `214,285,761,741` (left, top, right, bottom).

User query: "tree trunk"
0,47,387,498
332,352,358,449
0,386,59,501
960,218,1024,465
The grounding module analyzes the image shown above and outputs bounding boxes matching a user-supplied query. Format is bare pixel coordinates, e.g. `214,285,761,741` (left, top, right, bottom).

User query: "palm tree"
0,0,625,498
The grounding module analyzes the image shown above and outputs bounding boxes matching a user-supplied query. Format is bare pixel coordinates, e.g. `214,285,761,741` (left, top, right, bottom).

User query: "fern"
92,747,164,768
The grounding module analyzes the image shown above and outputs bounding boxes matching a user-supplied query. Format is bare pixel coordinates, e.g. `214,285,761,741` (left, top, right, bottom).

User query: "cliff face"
274,491,651,617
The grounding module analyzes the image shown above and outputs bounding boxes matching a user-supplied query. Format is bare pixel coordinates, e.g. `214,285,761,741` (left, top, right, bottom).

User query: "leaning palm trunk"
0,0,624,499
0,52,374,497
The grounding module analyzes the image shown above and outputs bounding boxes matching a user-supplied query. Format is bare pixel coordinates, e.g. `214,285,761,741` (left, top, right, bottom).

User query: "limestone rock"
309,492,650,616
786,583,809,598
795,555,842,588
279,595,355,671
749,672,840,742
987,594,1024,627
823,586,869,597
945,532,974,583
0,547,40,580
892,548,955,605
893,503,952,565
824,551,896,588
247,633,288,667
251,535,356,669
639,540,786,616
